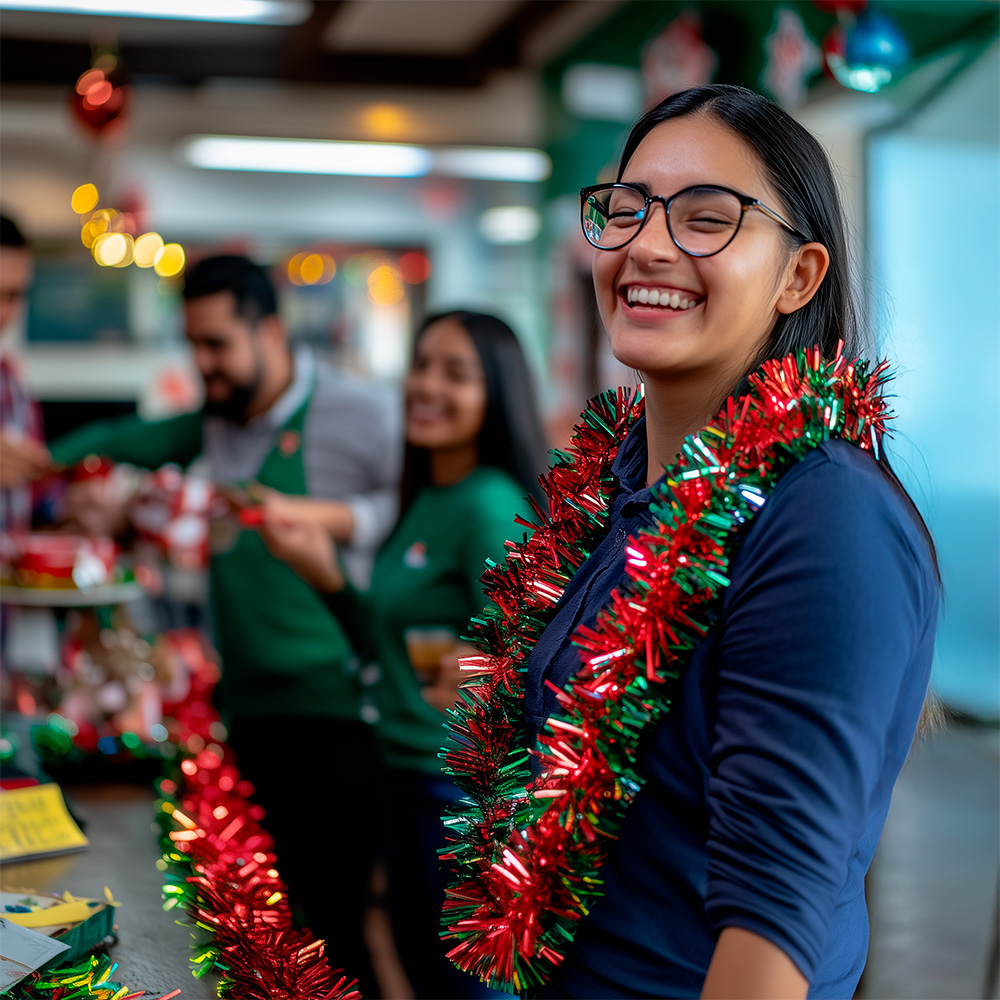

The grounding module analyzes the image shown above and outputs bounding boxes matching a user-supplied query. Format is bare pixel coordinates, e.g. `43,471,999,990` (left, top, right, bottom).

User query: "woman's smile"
620,283,704,316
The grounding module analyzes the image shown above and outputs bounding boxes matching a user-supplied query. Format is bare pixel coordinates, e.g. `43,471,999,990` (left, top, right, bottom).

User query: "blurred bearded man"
49,254,399,994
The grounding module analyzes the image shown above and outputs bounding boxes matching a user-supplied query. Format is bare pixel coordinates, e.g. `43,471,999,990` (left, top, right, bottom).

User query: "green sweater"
330,466,528,773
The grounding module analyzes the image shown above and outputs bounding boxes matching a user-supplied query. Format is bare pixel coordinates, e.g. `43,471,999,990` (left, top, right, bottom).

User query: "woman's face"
404,318,488,454
592,115,796,389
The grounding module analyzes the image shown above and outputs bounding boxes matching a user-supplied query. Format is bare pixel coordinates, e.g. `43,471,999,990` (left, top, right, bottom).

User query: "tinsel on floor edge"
5,731,362,1000
154,743,362,1000
438,346,890,995
3,953,181,1000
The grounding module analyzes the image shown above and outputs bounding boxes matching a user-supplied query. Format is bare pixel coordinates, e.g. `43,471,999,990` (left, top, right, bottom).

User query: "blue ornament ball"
845,10,911,71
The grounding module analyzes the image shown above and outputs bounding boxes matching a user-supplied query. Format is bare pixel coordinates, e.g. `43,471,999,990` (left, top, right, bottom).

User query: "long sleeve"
704,441,938,979
460,473,528,606
322,581,372,661
49,411,203,471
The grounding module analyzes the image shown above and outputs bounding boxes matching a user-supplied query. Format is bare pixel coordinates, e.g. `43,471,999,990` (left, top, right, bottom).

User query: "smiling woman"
436,85,940,1000
259,309,548,999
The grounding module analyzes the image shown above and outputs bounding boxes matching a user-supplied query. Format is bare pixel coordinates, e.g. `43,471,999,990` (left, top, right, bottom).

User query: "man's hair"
182,254,277,322
0,214,27,249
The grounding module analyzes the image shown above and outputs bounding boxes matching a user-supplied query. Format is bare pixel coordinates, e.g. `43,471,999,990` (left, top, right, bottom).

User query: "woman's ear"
776,243,830,315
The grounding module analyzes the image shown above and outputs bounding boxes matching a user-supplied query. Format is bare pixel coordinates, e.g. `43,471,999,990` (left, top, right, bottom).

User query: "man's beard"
201,373,261,423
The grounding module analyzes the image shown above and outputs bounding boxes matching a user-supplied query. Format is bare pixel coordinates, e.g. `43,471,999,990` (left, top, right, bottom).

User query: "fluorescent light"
183,136,433,178
479,206,542,245
432,147,551,183
181,136,552,182
0,0,310,23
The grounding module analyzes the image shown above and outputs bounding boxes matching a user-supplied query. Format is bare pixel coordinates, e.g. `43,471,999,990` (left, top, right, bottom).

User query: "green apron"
210,388,360,724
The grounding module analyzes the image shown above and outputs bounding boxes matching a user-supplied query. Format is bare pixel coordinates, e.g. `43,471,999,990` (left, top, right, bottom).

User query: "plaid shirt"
0,353,44,533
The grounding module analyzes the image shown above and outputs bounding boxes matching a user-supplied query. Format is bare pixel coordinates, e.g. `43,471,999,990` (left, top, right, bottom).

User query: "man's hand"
0,434,50,488
420,641,478,714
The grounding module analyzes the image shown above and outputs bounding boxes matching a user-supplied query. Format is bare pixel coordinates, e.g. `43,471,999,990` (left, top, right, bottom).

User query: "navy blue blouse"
526,416,938,999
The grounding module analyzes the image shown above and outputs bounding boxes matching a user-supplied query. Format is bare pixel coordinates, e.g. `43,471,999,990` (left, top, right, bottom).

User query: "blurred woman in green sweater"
263,310,547,998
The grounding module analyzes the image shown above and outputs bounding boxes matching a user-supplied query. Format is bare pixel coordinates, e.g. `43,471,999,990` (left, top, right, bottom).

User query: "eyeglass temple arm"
751,200,807,239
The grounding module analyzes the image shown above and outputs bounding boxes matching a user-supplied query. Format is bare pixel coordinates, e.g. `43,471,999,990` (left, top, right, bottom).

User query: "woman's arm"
256,490,355,544
701,927,807,1000
703,443,936,985
258,515,345,593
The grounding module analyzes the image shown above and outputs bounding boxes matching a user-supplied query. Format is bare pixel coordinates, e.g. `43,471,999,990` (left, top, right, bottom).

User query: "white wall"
868,42,1000,718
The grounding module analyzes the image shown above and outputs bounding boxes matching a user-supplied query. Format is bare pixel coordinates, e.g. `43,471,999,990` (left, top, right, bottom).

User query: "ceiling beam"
0,36,505,87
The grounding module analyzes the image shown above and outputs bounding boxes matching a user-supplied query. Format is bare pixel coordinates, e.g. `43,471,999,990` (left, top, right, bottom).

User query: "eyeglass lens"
583,186,744,255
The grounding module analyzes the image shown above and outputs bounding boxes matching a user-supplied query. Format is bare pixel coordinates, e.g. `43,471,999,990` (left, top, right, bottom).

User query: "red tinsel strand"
439,350,890,994
158,747,361,1000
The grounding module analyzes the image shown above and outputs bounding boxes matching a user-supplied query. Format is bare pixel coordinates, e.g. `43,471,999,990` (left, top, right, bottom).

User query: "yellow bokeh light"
112,234,135,268
287,251,307,286
71,183,99,215
300,253,324,284
301,253,335,286
367,264,405,306
361,103,411,139
134,232,164,268
288,251,336,286
80,222,101,249
154,243,186,278
93,232,129,267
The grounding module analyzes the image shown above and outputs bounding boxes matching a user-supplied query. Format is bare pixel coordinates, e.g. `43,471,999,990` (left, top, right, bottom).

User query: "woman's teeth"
626,287,699,310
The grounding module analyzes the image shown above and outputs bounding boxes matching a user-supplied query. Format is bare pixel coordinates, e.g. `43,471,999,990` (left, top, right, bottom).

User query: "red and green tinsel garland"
8,954,181,999
155,746,361,1000
439,346,890,994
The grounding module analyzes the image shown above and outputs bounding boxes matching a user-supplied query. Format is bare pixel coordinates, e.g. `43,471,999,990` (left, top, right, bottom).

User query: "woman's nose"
627,199,681,262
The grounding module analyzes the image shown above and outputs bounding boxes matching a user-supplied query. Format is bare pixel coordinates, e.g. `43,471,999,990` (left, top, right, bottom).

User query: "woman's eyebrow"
621,180,652,196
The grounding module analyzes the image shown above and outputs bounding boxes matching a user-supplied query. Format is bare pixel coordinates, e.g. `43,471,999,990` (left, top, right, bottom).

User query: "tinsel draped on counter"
155,746,361,1000
439,347,890,995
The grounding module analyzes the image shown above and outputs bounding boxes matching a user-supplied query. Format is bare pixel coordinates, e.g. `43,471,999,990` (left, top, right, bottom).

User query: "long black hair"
398,309,548,516
617,84,937,570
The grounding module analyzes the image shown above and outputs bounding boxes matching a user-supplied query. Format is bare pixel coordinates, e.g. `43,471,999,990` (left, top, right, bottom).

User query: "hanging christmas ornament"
762,7,822,108
821,25,848,81
70,53,129,136
641,8,718,108
813,0,867,14
827,8,911,92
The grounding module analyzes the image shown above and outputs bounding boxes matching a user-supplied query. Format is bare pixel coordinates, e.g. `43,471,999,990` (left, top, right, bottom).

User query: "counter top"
2,782,212,997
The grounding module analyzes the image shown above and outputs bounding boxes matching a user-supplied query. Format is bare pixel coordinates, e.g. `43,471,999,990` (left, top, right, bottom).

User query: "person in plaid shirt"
0,213,49,534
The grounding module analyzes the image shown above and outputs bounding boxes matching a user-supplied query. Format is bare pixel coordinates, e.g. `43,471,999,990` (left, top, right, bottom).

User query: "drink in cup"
404,627,456,683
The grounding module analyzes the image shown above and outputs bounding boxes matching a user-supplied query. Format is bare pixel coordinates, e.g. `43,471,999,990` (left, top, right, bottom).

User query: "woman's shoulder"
462,465,527,504
730,438,939,618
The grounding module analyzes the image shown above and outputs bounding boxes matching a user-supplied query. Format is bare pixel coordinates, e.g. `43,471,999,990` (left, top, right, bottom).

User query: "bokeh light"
93,232,131,267
134,232,165,268
287,252,307,286
398,251,431,284
300,253,335,285
367,264,405,306
344,253,378,288
154,243,186,278
287,251,336,286
71,183,99,215
75,69,104,96
361,103,411,139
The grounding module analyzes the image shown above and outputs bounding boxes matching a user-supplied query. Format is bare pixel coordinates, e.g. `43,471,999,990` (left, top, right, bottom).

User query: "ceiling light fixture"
183,137,433,178
479,206,542,245
181,136,551,182
0,0,310,24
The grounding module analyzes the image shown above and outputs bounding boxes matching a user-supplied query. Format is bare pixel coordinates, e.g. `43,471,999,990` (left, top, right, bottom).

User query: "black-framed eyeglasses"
580,182,809,257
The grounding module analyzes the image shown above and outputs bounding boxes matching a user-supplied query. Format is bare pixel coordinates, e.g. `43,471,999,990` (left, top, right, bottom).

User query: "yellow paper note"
0,784,89,862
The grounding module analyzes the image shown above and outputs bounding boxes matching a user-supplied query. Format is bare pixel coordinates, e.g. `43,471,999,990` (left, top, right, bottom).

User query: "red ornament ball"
813,0,867,13
70,67,129,135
